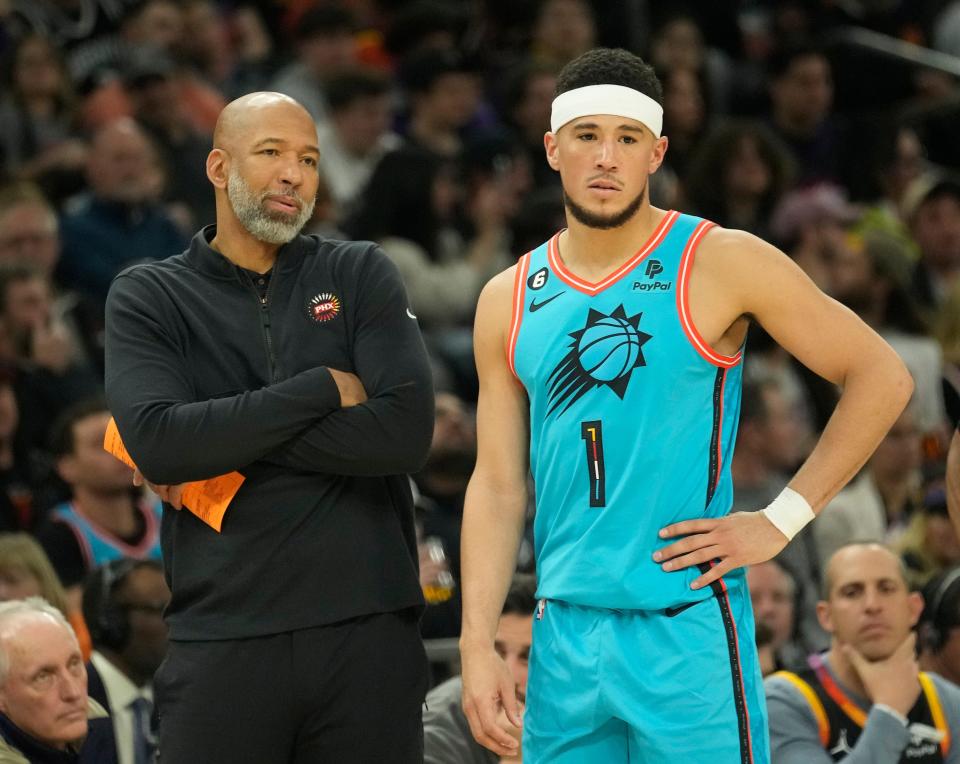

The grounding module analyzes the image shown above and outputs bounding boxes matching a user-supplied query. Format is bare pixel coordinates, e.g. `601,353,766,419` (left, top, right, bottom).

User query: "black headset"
83,558,141,652
921,567,960,652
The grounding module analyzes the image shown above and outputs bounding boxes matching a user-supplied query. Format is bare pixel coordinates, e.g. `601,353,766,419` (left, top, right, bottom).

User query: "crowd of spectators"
1,0,960,760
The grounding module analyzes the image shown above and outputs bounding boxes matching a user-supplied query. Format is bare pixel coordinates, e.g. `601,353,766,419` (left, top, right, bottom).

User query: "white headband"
550,84,663,137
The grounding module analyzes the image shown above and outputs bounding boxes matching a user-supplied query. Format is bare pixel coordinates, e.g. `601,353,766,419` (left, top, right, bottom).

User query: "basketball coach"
104,92,435,762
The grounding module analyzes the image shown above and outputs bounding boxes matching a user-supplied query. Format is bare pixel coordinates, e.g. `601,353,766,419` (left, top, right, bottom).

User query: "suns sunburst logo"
307,292,341,322
546,305,651,416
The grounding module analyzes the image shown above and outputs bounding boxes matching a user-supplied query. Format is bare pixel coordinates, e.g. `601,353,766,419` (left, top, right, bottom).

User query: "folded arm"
105,270,341,485
257,248,435,476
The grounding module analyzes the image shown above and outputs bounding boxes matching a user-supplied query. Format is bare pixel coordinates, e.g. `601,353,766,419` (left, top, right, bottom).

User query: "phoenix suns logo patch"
307,292,341,322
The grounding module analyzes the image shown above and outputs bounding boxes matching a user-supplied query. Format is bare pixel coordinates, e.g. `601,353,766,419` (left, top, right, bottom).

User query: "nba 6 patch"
307,292,341,322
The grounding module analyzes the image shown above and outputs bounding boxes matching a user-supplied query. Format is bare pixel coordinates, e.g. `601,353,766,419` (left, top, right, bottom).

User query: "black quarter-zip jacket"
105,226,435,640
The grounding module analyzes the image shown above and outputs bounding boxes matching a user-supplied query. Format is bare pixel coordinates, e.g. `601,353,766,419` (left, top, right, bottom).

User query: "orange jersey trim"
677,221,742,368
546,210,680,295
507,253,532,379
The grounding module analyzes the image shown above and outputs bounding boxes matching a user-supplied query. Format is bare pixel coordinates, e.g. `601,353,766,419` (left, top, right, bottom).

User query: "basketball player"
459,48,914,763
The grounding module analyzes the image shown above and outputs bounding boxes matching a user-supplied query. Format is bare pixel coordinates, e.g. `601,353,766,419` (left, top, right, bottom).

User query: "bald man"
765,543,960,763
104,93,435,762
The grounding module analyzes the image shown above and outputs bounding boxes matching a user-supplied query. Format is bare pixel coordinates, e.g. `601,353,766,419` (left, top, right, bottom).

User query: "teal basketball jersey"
510,211,745,611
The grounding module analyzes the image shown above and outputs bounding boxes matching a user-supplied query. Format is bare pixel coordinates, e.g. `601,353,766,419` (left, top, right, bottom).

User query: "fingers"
658,546,721,573
659,519,721,539
132,469,144,487
501,686,524,729
464,696,521,756
654,532,717,563
168,484,184,510
691,559,734,590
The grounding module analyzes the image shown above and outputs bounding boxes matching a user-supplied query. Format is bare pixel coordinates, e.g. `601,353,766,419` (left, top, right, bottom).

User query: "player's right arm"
460,267,531,758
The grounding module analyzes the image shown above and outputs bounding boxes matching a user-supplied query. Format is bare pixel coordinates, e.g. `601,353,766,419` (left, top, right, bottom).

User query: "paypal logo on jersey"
633,259,672,292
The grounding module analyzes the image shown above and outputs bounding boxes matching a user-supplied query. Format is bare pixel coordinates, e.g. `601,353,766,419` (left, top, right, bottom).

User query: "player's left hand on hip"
654,511,788,589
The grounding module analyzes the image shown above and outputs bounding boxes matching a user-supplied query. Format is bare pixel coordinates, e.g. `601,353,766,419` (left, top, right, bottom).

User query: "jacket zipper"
245,271,280,383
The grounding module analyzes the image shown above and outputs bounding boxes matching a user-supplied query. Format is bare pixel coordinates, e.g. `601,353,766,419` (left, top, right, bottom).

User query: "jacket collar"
184,225,313,281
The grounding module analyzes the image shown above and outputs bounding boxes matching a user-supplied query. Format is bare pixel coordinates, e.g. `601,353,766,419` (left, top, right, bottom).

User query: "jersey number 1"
580,420,606,507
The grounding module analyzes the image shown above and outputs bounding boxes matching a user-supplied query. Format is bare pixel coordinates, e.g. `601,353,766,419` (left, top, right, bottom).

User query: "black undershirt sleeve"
105,271,342,485
260,246,435,476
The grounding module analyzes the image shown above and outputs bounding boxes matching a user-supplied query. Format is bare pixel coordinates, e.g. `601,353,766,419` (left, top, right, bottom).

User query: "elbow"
891,358,915,413
393,418,434,474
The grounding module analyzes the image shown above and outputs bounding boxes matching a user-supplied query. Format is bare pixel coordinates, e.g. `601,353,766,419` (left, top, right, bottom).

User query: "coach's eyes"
576,133,596,141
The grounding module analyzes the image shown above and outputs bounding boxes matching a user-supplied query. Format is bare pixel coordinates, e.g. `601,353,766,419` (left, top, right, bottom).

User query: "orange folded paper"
103,418,244,533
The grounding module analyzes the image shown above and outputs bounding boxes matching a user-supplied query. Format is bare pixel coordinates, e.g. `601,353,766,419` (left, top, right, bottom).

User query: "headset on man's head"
921,566,960,652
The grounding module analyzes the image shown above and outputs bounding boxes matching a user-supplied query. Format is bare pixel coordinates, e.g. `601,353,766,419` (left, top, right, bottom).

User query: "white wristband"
761,487,815,541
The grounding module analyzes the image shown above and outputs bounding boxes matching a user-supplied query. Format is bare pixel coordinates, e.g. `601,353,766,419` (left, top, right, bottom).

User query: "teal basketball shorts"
524,571,770,763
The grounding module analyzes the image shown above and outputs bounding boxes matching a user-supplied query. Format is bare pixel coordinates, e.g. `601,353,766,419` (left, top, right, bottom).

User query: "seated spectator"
859,123,927,250
899,487,960,589
765,42,848,187
0,182,59,275
399,48,481,158
269,6,358,124
529,0,596,68
316,69,399,219
416,391,477,583
348,148,509,329
747,559,808,673
83,559,169,764
815,406,923,565
423,573,535,763
125,51,216,231
0,533,91,658
57,118,188,306
0,182,108,373
919,566,960,688
766,543,960,763
0,597,116,763
830,227,947,441
37,401,161,605
0,264,101,455
176,0,274,101
0,34,86,186
905,174,960,312
73,0,226,136
769,183,860,294
684,120,794,243
499,62,559,193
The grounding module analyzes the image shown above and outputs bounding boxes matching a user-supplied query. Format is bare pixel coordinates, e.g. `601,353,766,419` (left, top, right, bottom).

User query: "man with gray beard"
103,92,435,763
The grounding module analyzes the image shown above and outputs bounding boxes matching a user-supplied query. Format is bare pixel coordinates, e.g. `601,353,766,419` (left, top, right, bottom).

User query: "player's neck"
559,204,666,282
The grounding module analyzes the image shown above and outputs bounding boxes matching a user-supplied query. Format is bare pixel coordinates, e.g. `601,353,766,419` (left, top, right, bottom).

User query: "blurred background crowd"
2,0,960,759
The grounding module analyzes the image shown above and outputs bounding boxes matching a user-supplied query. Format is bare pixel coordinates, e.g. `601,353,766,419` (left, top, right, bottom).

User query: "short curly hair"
555,48,662,105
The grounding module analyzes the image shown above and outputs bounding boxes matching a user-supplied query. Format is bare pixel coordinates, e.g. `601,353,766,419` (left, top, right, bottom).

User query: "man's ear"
648,135,668,175
206,148,229,190
816,600,833,634
544,131,560,172
56,455,77,486
907,590,925,629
